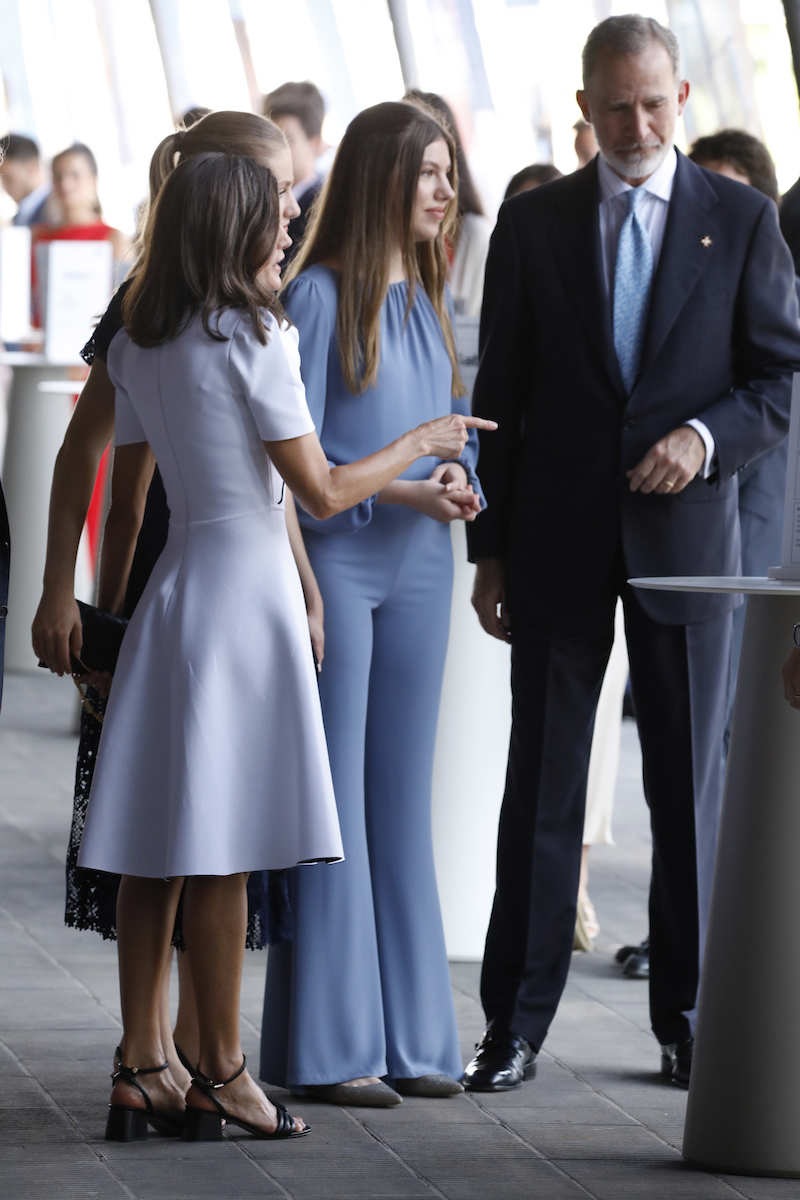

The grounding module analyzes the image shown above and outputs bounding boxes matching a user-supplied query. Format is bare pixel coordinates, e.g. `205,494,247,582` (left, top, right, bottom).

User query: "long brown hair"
122,153,282,347
133,111,287,270
287,100,463,396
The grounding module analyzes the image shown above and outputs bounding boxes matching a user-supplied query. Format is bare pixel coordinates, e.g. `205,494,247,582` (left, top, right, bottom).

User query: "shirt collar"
293,172,321,204
16,183,50,222
597,147,677,205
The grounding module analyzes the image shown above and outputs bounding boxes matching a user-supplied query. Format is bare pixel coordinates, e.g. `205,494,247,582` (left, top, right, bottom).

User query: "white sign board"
37,240,113,362
769,373,800,580
0,226,32,343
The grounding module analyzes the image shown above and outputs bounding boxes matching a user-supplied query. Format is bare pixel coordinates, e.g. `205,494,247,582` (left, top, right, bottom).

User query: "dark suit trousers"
480,579,731,1049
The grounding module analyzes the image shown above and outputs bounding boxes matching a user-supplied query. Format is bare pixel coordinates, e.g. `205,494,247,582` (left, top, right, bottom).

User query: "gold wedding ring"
664,480,674,490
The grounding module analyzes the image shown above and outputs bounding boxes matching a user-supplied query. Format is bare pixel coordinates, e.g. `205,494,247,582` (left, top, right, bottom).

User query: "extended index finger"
464,416,498,430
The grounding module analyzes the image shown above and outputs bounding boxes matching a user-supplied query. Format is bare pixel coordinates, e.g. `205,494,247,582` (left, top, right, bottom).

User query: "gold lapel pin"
700,235,712,248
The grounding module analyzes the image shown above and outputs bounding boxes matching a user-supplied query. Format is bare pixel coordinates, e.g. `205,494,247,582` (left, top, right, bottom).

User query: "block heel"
183,1106,224,1141
104,1055,184,1141
105,1103,149,1141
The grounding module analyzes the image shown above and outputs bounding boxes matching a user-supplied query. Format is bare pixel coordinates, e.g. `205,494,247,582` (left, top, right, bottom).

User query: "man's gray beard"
602,141,669,182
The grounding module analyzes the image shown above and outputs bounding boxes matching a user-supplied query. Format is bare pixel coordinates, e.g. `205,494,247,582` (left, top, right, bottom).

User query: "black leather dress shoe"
462,1023,537,1092
660,1037,693,1089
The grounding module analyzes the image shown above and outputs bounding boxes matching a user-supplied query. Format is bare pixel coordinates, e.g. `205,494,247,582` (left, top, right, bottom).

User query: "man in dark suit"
464,14,800,1093
0,134,50,227
263,81,326,265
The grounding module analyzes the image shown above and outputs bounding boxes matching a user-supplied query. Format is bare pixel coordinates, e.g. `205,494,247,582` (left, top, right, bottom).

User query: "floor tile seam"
234,1141,296,1197
0,806,69,867
0,1034,139,1198
551,1160,751,1199
0,902,123,1026
459,1092,597,1197
341,1106,447,1198
540,1048,747,1194
554,975,658,1039
544,1046,671,1126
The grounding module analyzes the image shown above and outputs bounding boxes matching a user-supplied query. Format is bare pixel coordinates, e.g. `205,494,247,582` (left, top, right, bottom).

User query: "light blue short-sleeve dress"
78,310,343,879
260,266,482,1087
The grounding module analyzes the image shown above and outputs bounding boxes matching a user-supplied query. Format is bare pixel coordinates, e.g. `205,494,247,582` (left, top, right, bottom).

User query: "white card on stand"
38,240,113,362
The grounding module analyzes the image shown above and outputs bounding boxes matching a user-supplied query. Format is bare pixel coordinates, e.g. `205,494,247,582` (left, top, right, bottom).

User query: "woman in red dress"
32,141,130,314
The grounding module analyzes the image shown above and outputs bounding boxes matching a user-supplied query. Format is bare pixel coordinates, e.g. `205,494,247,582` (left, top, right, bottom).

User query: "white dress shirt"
597,149,715,476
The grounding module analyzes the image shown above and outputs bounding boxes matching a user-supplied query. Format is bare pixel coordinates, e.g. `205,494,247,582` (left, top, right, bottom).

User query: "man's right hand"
32,592,82,676
471,557,511,642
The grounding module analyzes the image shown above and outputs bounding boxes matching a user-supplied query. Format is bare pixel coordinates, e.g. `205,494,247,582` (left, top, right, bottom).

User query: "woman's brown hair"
122,153,282,347
133,111,287,269
287,100,463,396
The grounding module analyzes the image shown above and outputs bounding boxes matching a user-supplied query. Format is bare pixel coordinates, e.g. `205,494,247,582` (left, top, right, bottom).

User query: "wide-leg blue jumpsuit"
260,265,482,1086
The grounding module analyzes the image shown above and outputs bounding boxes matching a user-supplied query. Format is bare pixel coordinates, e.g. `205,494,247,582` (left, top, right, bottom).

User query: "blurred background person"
689,129,788,753
31,142,130,323
263,81,326,264
573,117,598,167
405,89,491,318
504,163,562,200
615,130,788,981
0,133,51,226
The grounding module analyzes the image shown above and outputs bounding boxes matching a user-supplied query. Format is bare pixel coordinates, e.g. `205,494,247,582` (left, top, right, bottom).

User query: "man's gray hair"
582,14,680,85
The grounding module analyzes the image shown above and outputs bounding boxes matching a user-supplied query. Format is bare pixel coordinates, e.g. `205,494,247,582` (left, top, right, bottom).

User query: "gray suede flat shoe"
393,1075,464,1098
296,1081,402,1107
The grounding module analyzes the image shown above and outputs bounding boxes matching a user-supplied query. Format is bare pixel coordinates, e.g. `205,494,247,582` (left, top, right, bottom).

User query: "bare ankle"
118,1036,165,1069
197,1050,244,1083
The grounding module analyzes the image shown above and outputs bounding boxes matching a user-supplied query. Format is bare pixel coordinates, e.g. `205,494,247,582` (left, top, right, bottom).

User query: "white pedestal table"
632,575,800,1178
1,352,84,672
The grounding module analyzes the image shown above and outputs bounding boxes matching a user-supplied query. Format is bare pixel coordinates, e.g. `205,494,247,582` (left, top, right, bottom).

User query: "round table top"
630,575,800,597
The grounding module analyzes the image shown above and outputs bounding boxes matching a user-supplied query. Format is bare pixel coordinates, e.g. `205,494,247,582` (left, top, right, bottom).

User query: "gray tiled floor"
1,672,797,1199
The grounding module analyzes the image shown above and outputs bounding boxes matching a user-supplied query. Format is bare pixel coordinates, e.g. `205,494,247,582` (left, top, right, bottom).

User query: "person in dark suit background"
687,129,789,753
263,81,325,265
0,134,51,227
464,13,800,1095
779,172,800,276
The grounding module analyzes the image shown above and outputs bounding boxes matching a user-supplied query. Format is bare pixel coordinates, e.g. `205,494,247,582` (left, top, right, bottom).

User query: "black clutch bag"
72,601,128,674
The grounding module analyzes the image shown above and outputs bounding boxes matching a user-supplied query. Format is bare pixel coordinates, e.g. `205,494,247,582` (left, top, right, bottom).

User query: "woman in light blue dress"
260,101,485,1104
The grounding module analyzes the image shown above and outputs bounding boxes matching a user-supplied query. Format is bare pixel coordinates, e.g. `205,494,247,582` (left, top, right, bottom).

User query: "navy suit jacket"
0,477,9,709
467,151,800,625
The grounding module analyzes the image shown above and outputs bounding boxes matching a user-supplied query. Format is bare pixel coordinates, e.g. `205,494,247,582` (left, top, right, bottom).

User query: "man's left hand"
626,425,706,495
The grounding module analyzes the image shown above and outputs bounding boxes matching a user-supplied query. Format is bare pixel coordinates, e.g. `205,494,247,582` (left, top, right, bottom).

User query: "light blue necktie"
613,187,653,393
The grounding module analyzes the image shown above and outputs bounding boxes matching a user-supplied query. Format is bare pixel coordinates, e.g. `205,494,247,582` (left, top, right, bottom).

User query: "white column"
432,523,510,960
2,364,76,672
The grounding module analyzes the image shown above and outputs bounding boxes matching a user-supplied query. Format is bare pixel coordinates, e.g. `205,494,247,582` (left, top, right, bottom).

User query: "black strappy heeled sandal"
106,1055,184,1141
183,1054,310,1141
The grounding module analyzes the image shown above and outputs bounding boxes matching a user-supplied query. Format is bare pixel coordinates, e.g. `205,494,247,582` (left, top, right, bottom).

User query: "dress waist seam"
169,506,278,529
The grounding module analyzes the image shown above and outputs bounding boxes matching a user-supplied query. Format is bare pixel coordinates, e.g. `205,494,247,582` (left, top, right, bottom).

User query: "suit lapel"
635,153,719,390
550,161,626,399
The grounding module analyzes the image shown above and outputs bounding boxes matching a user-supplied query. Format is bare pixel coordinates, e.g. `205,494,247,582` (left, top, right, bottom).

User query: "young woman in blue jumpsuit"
260,101,485,1104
